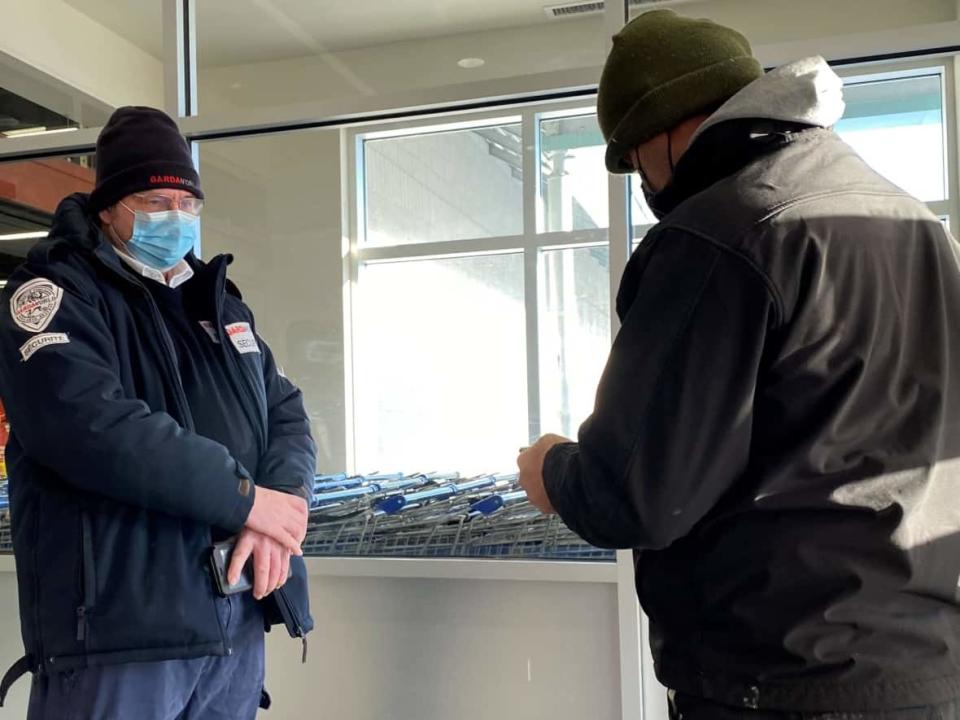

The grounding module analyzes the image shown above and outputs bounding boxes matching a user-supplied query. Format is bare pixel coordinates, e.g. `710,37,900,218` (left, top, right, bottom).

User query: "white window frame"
834,58,958,226
345,98,620,473
628,57,960,251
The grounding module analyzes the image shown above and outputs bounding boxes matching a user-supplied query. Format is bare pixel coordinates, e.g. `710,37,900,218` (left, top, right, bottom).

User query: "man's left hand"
517,434,572,514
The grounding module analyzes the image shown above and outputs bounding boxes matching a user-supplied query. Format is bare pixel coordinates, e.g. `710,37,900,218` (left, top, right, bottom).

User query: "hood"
690,56,846,145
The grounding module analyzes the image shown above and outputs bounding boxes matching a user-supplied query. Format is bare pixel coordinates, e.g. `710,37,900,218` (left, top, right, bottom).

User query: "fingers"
275,526,304,556
277,552,291,592
266,543,284,597
253,539,271,600
254,521,302,556
228,531,255,585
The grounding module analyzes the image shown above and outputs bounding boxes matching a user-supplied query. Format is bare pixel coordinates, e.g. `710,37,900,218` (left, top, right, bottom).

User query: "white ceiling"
63,0,575,66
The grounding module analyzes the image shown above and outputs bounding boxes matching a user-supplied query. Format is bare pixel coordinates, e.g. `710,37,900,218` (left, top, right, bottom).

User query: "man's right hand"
244,486,309,555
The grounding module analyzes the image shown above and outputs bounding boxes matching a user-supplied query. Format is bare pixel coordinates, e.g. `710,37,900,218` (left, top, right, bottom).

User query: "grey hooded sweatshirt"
544,57,960,711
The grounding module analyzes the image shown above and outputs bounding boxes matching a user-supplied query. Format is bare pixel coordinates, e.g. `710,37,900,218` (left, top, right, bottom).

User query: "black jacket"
0,194,316,688
544,121,960,711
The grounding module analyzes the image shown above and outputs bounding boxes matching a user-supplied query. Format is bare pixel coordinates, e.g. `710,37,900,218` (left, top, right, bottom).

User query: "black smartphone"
209,538,254,596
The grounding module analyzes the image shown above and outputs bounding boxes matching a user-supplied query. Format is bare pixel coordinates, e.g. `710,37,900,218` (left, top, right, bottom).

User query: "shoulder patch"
20,333,69,361
225,322,260,355
10,278,64,333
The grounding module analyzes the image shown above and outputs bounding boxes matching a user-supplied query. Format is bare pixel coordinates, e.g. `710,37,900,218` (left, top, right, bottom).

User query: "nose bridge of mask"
135,208,198,227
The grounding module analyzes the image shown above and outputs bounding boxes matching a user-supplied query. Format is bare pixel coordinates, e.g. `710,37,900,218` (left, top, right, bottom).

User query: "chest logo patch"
225,322,260,355
10,278,64,333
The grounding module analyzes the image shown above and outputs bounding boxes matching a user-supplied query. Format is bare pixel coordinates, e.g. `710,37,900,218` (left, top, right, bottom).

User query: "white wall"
196,0,960,115
0,569,621,720
0,0,164,115
266,574,620,720
662,0,957,45
198,18,606,114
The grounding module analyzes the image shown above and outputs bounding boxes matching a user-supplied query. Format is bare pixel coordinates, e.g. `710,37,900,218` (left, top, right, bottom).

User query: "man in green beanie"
519,9,960,718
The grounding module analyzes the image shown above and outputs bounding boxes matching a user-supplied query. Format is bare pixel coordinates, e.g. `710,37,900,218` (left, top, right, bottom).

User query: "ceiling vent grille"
544,0,694,19
544,1,605,18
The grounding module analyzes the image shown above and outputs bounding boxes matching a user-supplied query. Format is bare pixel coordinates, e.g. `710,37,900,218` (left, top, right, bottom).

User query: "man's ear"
98,207,113,226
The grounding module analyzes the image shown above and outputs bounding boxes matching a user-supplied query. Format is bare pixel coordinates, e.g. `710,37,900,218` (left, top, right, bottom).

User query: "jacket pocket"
76,510,96,643
269,587,308,663
269,587,303,637
265,556,312,663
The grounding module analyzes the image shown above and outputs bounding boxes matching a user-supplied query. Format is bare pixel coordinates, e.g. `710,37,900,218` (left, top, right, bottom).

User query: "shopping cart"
0,472,615,561
303,472,614,561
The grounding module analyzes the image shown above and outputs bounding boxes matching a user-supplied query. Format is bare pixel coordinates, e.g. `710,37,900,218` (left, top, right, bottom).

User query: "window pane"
540,114,608,232
0,86,100,139
355,254,527,474
629,175,659,247
539,245,610,439
363,124,523,246
836,74,946,202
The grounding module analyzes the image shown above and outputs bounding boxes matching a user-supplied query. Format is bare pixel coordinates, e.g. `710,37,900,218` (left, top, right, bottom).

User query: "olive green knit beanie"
598,9,764,174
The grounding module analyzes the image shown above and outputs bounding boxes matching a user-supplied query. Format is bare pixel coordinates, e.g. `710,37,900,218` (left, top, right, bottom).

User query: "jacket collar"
646,118,815,219
41,193,239,298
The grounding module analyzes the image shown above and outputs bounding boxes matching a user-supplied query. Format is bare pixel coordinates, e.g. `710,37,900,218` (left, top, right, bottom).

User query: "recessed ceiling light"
1,126,78,138
457,57,485,69
230,82,243,90
0,231,47,241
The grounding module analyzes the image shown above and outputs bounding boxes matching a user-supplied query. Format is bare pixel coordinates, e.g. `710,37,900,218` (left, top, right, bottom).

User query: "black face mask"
634,131,676,221
640,176,659,212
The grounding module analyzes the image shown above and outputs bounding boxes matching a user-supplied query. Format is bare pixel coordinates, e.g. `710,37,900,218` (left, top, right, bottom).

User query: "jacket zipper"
136,281,234,657
91,250,232,656
139,286,235,657
76,510,96,643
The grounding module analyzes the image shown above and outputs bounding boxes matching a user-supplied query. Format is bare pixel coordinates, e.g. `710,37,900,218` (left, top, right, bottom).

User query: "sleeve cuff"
221,466,256,532
543,441,578,519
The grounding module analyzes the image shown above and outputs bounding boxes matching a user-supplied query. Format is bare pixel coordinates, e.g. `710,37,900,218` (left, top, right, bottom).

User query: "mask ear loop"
630,133,674,184
667,129,676,174
631,148,648,183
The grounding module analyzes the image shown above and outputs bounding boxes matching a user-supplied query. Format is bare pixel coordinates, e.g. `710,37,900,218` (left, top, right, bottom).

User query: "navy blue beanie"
89,106,203,212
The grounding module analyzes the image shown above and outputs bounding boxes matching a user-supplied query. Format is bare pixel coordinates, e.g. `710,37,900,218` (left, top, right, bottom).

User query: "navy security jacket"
0,194,315,692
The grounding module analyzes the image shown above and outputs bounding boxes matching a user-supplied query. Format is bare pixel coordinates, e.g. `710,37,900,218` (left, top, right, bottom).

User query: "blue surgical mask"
120,203,199,270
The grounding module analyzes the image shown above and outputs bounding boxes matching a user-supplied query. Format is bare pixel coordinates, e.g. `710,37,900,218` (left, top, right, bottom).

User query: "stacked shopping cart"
303,472,612,560
0,473,613,561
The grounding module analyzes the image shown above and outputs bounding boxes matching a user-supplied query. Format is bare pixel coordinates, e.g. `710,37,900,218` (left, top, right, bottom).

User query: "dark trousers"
27,593,265,720
669,691,960,720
